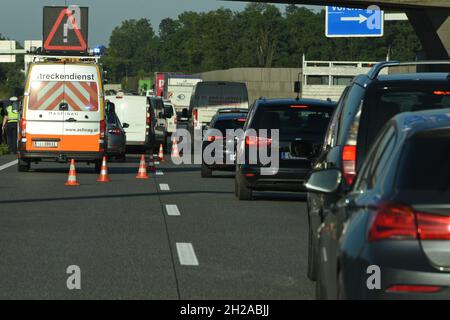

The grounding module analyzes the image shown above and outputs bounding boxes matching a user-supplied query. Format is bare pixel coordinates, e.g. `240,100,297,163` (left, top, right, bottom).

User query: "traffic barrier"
136,154,149,179
97,156,111,182
171,137,180,159
158,144,165,162
65,159,80,186
148,154,156,173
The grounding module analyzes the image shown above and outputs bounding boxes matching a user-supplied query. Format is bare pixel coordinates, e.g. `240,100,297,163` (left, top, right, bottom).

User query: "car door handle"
65,118,77,122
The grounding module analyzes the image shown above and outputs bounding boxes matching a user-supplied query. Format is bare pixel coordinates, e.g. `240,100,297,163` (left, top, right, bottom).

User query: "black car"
106,110,127,161
306,60,450,282
234,98,336,200
201,110,248,177
307,109,450,299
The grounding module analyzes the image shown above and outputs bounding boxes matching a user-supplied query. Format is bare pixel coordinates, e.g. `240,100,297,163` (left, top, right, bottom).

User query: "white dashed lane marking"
159,183,170,191
0,160,17,171
166,204,181,216
176,243,199,266
156,170,164,176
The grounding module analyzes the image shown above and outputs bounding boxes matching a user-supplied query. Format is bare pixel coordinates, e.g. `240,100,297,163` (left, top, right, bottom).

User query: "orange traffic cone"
158,144,165,162
97,156,111,182
136,154,149,179
148,154,156,173
65,159,80,186
171,137,180,159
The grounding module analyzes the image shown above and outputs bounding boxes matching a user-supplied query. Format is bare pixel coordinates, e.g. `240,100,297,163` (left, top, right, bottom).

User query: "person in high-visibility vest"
0,101,5,145
2,97,19,154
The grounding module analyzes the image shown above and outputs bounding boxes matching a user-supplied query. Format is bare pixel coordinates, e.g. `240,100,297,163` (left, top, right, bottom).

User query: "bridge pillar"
406,8,450,60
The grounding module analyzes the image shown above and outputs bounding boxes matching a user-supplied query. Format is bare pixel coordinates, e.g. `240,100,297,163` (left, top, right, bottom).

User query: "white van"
106,93,150,153
18,59,106,172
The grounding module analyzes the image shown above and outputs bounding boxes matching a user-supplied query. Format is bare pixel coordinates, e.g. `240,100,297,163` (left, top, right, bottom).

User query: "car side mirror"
294,81,302,94
122,123,129,128
158,111,164,119
305,169,342,194
290,140,315,158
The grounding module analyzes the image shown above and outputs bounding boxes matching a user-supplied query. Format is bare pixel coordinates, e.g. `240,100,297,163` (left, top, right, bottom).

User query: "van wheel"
236,174,252,201
94,161,102,174
201,163,212,178
18,159,31,172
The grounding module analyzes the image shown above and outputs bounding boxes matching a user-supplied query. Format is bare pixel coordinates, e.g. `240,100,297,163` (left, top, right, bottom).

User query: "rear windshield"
250,104,333,137
364,85,450,148
213,118,246,134
193,83,248,109
397,131,450,192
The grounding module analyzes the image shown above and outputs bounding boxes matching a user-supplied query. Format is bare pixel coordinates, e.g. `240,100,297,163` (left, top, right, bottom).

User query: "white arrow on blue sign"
326,6,384,38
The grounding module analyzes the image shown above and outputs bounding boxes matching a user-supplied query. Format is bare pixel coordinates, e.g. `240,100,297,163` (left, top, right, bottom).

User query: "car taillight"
100,120,105,139
146,112,150,125
207,135,224,142
20,118,27,137
417,212,450,240
174,117,177,124
387,285,441,293
108,128,121,135
342,145,357,185
368,202,450,242
245,136,272,147
193,109,199,128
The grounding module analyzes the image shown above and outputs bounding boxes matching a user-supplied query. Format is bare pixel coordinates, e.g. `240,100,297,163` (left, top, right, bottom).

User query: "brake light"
387,285,441,293
433,91,450,96
290,105,309,109
207,135,224,142
100,120,106,139
20,118,27,137
237,118,246,122
146,112,150,125
245,136,272,147
368,202,450,242
342,145,357,185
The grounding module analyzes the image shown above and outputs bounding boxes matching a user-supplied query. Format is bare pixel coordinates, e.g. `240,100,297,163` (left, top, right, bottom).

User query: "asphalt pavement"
0,151,314,299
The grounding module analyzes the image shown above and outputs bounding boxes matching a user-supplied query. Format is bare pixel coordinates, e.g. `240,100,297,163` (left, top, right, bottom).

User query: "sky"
0,0,317,47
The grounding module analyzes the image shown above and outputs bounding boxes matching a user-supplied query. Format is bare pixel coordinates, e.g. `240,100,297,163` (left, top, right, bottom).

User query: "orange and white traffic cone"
171,137,180,159
65,159,80,186
148,154,156,173
136,154,149,179
158,144,165,162
97,156,111,182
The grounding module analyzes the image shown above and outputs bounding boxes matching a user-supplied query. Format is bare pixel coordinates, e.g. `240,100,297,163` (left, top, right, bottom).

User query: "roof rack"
367,60,450,80
30,54,101,64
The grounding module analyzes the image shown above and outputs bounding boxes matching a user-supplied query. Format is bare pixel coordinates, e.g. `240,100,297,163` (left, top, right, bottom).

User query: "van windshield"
28,81,99,112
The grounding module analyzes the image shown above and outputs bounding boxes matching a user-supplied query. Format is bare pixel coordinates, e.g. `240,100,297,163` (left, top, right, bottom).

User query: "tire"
201,162,212,178
315,274,324,300
18,159,30,172
236,174,253,201
307,223,318,281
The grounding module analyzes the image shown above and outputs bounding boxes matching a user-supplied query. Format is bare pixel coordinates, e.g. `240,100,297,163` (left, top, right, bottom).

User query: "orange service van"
18,57,106,172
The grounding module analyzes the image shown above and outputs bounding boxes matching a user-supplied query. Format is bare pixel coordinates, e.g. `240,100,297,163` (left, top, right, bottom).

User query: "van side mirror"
182,108,189,118
158,111,164,119
122,123,129,128
306,169,342,194
294,81,302,94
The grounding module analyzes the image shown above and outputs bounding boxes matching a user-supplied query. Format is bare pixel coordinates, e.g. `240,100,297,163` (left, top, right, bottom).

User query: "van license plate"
34,141,58,148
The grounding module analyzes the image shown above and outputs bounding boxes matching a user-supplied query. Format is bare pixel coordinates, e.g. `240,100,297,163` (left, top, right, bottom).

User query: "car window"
323,86,349,149
397,131,450,192
213,118,246,134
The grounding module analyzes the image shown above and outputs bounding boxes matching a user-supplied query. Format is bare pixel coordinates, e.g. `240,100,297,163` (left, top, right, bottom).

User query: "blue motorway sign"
326,6,384,38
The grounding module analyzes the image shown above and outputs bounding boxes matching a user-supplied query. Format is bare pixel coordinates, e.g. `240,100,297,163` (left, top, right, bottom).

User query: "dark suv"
235,98,336,200
306,61,450,281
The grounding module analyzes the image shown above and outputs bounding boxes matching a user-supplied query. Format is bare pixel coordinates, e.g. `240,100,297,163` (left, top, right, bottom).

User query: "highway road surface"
0,153,313,299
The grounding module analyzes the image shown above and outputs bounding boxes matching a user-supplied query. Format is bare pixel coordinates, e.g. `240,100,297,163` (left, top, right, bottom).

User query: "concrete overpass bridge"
229,0,450,60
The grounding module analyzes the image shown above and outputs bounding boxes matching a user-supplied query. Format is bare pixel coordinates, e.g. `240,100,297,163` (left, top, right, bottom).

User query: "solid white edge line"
166,204,180,216
159,183,170,191
176,243,199,266
0,160,18,171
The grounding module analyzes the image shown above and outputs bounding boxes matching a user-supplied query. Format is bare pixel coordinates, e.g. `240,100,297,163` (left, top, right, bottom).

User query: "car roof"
354,72,450,87
255,98,336,108
392,108,450,137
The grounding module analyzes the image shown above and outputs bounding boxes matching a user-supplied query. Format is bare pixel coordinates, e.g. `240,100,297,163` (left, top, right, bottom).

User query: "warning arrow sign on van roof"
43,6,89,53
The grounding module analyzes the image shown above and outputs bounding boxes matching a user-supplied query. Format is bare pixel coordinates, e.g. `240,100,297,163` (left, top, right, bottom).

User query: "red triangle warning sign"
43,7,88,52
